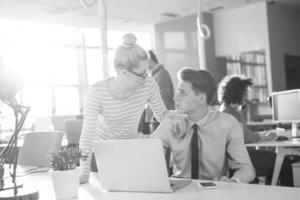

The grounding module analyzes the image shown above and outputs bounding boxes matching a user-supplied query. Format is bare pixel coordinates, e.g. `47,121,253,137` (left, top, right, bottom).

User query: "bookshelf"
225,50,268,102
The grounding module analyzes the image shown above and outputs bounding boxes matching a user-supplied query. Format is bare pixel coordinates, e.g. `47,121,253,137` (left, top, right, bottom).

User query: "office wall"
154,14,223,87
213,2,272,93
213,2,269,56
267,4,300,91
202,14,226,85
154,15,198,87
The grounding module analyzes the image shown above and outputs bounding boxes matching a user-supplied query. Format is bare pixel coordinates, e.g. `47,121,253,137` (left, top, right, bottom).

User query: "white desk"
0,137,69,148
13,169,300,200
246,138,300,185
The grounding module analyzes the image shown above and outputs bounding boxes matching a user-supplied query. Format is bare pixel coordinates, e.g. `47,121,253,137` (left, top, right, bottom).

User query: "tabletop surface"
5,166,300,200
246,138,300,147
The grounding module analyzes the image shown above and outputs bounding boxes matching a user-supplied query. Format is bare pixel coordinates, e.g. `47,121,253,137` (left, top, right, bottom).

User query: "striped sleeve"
148,78,168,122
79,83,102,182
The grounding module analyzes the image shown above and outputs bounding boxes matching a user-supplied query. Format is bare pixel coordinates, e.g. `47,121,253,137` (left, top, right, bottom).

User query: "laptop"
94,139,191,193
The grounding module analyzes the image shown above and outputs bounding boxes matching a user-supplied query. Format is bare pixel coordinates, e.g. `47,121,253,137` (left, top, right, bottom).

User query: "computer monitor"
272,89,300,137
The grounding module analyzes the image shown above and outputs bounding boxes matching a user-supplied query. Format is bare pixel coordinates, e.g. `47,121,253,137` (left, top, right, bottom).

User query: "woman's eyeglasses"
127,68,150,80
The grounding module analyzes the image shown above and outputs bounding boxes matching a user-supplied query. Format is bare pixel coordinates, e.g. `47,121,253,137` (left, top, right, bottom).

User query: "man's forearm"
231,166,256,183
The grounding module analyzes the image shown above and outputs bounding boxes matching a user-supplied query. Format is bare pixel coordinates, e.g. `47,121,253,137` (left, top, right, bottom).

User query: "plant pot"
50,167,80,200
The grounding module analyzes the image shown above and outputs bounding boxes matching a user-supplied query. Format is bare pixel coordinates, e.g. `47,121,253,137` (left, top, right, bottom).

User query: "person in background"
218,74,277,184
152,68,255,183
148,50,175,110
138,50,175,134
79,33,179,184
217,75,278,143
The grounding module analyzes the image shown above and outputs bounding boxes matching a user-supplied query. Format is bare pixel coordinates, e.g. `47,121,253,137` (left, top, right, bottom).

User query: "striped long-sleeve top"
79,76,168,180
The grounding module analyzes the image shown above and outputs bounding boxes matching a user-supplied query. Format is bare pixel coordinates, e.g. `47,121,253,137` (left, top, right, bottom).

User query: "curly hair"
218,74,253,105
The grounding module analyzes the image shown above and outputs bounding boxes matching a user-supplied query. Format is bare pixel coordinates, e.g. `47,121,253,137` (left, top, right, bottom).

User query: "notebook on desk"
94,139,191,193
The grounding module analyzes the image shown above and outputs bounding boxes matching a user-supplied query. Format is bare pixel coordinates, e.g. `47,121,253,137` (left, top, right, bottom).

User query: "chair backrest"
51,115,77,134
18,131,63,167
65,119,83,144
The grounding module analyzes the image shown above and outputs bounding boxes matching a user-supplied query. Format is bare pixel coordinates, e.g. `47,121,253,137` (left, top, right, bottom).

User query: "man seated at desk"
152,68,255,183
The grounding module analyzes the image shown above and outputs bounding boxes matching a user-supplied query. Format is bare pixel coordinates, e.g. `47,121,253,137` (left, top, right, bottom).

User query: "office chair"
51,115,77,134
64,119,83,146
248,149,276,185
18,131,63,167
64,119,98,172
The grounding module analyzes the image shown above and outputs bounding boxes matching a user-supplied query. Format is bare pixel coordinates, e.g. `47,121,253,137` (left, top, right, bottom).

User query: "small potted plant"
48,147,87,200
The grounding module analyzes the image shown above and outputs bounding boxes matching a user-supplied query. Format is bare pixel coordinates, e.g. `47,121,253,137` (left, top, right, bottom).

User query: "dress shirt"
220,105,260,143
152,111,255,183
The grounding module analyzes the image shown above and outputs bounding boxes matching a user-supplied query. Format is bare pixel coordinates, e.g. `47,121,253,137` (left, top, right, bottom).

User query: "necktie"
191,124,199,179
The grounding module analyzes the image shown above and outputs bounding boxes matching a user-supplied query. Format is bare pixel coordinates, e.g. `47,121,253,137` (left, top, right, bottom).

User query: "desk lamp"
0,65,38,199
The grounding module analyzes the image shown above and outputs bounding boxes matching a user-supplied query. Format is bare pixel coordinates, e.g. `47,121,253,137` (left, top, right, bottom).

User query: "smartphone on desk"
199,181,218,189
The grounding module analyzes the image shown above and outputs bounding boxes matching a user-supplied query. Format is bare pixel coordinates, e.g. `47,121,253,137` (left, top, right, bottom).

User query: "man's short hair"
178,67,216,105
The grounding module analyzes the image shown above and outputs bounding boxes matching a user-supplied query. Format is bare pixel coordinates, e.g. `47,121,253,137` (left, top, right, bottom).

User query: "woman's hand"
79,174,89,184
171,114,189,138
260,131,278,142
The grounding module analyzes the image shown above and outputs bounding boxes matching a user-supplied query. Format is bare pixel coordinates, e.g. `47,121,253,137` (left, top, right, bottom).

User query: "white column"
197,30,206,70
197,0,210,70
99,0,109,79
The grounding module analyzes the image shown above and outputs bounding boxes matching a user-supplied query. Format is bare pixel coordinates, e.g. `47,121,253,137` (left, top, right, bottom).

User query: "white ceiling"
0,0,299,32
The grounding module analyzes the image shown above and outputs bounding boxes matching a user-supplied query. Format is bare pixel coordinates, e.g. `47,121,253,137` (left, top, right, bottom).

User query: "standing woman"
79,33,173,183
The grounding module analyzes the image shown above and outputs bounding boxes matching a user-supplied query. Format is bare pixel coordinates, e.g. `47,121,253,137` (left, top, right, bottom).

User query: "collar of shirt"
187,111,218,130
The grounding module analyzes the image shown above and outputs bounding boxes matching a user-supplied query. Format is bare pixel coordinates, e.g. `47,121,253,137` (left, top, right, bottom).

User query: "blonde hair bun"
122,33,137,48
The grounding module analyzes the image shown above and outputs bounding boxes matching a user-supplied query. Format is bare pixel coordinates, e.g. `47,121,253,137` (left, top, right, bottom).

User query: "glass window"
86,48,103,85
49,47,79,85
15,45,54,85
83,28,101,47
0,42,19,71
0,102,15,131
107,30,126,48
17,20,51,45
1,46,78,85
22,87,53,128
0,19,18,41
49,24,80,46
108,50,116,77
55,87,80,115
0,18,153,134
